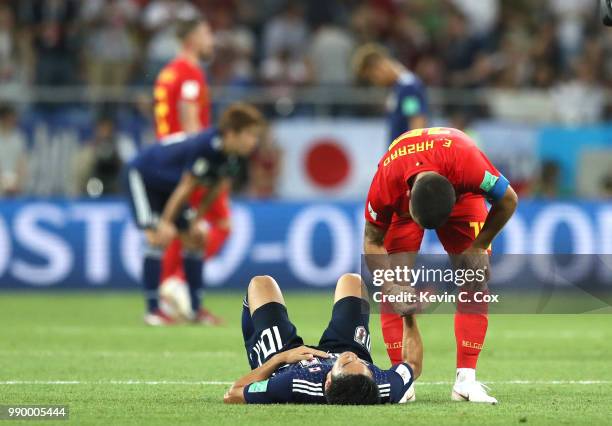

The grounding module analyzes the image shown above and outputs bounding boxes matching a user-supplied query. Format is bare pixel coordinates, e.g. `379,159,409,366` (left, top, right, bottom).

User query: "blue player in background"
353,43,429,142
224,274,423,405
125,103,264,325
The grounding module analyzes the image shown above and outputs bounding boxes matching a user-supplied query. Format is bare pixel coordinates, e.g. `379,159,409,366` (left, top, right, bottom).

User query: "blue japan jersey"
243,354,414,404
387,72,428,143
129,129,239,193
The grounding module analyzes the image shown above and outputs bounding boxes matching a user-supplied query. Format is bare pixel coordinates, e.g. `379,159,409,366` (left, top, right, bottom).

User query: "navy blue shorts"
124,167,192,230
245,302,304,369
244,297,372,369
317,296,373,364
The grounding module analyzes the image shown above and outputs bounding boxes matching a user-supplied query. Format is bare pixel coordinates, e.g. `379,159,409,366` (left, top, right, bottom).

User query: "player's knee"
247,275,283,311
248,275,278,293
338,273,362,287
335,273,364,300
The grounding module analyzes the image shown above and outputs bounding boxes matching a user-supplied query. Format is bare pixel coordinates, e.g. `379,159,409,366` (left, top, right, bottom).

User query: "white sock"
456,368,476,383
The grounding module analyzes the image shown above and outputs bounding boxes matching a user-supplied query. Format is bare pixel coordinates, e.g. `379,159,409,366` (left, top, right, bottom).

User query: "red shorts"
384,193,488,254
189,187,231,223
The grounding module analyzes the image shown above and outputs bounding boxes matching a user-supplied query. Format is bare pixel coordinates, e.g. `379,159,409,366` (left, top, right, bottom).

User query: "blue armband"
487,174,510,202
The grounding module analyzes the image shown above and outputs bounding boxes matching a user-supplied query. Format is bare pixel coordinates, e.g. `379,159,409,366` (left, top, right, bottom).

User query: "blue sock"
183,250,204,313
241,295,254,342
143,246,162,313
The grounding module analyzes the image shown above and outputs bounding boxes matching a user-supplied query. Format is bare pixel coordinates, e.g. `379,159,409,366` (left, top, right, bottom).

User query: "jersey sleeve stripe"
293,379,323,387
292,389,324,396
293,383,323,391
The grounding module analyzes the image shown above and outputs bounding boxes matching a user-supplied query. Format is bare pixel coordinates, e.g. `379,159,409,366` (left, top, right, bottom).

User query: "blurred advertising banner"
537,124,612,196
16,114,612,199
468,121,539,196
273,119,387,199
0,199,610,291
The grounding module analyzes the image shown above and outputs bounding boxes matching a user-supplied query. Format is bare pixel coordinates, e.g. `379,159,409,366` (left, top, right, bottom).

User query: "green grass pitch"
1,292,611,425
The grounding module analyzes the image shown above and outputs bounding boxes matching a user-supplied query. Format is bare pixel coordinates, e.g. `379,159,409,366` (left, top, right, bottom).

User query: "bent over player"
223,274,423,405
153,17,231,324
364,127,518,403
125,103,264,325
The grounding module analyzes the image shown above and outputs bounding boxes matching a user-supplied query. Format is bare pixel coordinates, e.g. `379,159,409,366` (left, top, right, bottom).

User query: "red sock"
381,312,404,365
204,226,230,259
161,238,185,282
455,290,488,369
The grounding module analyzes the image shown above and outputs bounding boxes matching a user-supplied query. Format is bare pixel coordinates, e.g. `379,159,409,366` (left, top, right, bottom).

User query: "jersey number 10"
252,326,284,367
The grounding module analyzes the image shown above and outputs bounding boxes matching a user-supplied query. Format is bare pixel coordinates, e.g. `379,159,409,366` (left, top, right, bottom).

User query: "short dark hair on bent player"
325,374,381,405
218,103,264,134
176,17,206,40
410,173,456,229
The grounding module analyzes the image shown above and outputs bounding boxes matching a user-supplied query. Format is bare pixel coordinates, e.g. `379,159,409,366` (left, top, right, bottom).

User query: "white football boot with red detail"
144,309,176,326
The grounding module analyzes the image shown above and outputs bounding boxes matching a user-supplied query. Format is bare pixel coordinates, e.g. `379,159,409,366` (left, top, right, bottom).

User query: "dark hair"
218,103,264,134
176,17,206,40
325,374,380,405
410,173,456,229
351,43,389,80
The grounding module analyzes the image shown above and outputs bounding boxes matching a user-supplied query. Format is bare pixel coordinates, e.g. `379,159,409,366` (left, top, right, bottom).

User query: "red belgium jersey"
153,57,211,139
365,127,507,230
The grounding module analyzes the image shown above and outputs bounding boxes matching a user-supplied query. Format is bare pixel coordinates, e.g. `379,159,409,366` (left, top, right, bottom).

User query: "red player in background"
152,17,227,325
364,127,518,404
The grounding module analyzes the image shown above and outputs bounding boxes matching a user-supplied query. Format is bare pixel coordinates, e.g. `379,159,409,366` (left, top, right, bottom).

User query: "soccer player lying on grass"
223,274,423,405
364,127,518,404
125,103,264,326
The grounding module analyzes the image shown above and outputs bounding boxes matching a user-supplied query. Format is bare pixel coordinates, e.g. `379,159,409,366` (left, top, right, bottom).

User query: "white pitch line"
0,350,239,358
0,380,233,385
1,380,611,386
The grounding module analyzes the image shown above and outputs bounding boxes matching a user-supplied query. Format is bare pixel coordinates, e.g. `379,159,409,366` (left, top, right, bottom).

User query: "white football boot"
451,369,498,404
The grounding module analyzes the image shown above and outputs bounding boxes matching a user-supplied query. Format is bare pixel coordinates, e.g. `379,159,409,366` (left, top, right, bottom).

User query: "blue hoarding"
0,198,610,290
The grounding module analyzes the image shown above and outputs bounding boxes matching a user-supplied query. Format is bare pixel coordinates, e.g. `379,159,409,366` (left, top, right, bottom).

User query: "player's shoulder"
184,128,214,145
442,128,480,149
156,59,185,84
396,71,424,90
387,363,414,385
160,58,202,81
289,376,326,399
174,57,204,79
376,362,415,403
273,364,327,402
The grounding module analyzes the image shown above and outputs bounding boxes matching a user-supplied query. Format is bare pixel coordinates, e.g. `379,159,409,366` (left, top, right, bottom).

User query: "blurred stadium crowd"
0,0,608,93
0,0,610,198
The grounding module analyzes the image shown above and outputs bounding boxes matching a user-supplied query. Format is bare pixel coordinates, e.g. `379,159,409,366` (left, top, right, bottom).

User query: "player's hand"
155,220,177,247
456,246,490,285
382,282,418,316
188,220,208,246
277,346,329,364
